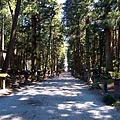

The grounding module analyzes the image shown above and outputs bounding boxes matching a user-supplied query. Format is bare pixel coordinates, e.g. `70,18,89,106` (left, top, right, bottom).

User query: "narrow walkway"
0,72,120,120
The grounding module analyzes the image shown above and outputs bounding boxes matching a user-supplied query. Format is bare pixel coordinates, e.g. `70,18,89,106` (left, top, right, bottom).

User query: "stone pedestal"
0,73,8,89
0,78,5,89
114,79,120,99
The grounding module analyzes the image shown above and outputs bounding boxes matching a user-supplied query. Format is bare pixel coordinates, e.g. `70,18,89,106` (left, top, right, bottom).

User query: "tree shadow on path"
0,72,120,120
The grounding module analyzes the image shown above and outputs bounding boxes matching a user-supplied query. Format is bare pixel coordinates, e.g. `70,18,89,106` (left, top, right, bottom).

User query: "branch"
7,0,14,20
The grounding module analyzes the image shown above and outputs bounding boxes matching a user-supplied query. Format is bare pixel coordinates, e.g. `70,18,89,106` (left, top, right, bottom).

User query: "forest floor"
0,72,120,120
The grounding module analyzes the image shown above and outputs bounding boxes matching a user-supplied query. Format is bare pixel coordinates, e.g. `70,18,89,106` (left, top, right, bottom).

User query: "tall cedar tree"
2,0,21,73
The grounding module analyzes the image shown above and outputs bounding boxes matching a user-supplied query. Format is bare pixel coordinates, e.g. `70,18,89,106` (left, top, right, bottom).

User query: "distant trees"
0,0,65,76
63,0,120,77
63,0,90,76
1,0,119,77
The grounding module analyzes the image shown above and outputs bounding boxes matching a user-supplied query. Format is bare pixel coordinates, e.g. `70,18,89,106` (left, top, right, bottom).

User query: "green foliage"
103,94,120,106
0,0,65,73
0,0,15,50
0,0,119,75
23,2,40,15
109,72,120,79
103,94,117,105
107,79,114,84
112,100,120,106
63,0,120,74
63,0,90,72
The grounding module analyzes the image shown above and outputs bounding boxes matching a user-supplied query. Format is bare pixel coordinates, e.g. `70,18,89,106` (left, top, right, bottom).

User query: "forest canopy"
0,0,120,77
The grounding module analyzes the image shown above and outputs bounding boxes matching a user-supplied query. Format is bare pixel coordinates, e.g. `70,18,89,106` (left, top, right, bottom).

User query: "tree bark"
118,5,120,72
1,16,4,51
118,26,120,71
105,27,113,72
31,15,37,71
104,5,113,72
86,15,90,71
2,0,21,73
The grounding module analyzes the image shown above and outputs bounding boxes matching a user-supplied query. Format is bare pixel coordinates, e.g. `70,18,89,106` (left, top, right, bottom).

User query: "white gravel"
0,72,120,120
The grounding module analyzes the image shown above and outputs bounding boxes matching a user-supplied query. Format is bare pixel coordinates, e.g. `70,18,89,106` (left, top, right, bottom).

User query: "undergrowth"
103,94,120,106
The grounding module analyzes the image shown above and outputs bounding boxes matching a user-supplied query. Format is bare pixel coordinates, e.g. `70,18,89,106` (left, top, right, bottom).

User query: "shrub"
107,79,114,84
103,94,117,105
112,100,120,106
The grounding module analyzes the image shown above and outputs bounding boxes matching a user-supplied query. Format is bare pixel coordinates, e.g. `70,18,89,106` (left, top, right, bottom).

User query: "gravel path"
0,72,120,120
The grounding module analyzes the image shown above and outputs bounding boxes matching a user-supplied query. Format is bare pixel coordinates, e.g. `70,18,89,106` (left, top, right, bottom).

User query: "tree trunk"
99,32,104,73
50,34,55,76
85,15,91,83
1,16,4,51
31,15,37,71
2,0,21,73
105,27,113,71
118,27,120,71
76,20,82,76
104,5,113,72
44,18,53,77
86,15,90,71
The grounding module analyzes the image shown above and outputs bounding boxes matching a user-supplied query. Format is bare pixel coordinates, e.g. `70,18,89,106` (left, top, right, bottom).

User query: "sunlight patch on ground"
58,103,73,110
13,79,83,97
75,102,93,109
0,115,22,120
61,114,69,117
0,72,118,120
11,106,17,109
88,110,112,119
0,115,12,120
57,101,114,119
48,110,55,114
11,117,22,120
98,106,114,111
19,96,29,101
